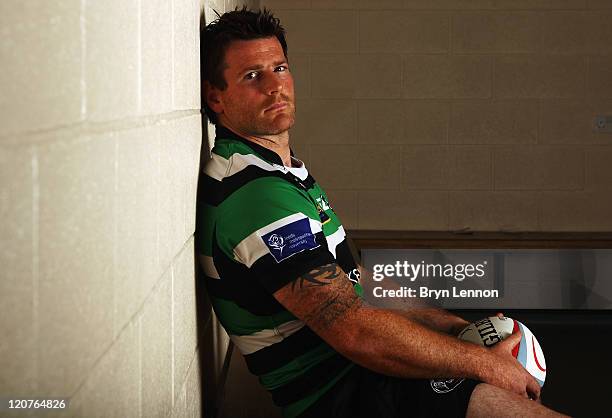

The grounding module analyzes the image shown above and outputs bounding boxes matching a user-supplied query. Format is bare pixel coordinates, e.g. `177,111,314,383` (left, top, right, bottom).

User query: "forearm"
318,305,491,381
392,307,469,336
359,266,469,335
275,262,536,398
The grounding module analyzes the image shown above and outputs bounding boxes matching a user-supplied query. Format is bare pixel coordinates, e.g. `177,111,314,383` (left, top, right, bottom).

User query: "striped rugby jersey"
195,126,362,417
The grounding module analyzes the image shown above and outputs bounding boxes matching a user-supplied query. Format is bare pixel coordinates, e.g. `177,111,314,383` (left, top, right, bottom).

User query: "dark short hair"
200,7,288,125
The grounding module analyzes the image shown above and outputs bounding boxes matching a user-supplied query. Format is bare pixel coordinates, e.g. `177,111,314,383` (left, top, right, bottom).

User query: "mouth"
265,102,288,112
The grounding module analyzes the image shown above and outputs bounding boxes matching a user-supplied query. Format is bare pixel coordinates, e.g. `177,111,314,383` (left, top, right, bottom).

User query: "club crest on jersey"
316,195,331,211
430,378,465,394
316,195,332,225
262,218,320,263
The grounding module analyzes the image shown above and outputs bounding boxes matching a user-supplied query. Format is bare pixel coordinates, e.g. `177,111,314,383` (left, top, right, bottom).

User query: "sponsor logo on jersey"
430,378,465,394
262,218,320,263
267,234,285,255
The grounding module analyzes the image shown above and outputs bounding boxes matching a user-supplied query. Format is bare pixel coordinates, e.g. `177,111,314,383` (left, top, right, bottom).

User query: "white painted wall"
0,0,256,416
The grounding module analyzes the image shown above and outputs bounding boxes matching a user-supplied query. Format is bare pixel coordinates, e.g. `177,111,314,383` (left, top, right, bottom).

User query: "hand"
450,318,470,336
482,330,541,401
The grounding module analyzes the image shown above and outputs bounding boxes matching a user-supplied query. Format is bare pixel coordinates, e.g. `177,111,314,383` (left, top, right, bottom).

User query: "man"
196,7,567,418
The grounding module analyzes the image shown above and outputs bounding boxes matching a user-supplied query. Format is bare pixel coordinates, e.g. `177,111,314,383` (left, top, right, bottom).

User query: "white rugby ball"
458,316,546,387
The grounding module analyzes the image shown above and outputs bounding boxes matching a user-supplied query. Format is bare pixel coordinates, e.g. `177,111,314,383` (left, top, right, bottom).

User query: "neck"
222,123,292,166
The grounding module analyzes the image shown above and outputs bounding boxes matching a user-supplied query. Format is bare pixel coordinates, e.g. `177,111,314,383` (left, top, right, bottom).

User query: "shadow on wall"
195,112,220,417
195,261,226,418
196,8,226,415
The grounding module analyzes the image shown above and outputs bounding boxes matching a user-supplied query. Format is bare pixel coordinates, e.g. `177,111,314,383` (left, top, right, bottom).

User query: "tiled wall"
0,0,256,416
262,0,612,232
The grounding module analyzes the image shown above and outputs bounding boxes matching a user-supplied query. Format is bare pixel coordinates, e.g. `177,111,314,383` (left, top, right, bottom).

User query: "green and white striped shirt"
196,126,361,417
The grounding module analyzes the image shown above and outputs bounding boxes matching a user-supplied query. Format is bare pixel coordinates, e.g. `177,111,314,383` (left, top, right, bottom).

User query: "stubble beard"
251,101,296,136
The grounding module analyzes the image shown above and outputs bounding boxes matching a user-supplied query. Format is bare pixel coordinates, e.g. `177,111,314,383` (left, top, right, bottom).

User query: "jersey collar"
215,125,293,166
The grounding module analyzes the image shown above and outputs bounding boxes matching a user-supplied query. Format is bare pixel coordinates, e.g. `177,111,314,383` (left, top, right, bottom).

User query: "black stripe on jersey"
209,232,286,316
208,230,334,315
244,326,325,376
201,164,316,207
301,174,316,190
269,353,351,406
334,239,358,277
198,166,280,207
198,173,224,207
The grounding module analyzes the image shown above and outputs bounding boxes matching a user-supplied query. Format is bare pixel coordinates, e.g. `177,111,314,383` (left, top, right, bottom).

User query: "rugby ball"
458,316,546,387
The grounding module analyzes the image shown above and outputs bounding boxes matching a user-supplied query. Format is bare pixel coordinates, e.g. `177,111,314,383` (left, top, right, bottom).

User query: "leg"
466,383,570,418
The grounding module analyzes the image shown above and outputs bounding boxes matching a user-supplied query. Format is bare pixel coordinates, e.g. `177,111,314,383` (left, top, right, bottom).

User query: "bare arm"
358,264,470,335
274,263,540,399
392,308,469,336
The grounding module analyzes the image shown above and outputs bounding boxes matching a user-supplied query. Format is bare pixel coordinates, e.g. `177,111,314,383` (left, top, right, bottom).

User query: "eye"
244,71,258,80
274,65,288,72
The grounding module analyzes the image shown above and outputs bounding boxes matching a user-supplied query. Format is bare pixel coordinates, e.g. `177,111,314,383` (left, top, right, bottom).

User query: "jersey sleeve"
215,176,335,293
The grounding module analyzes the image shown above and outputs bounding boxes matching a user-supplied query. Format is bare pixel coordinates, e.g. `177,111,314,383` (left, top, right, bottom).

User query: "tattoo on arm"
291,263,341,290
305,291,360,331
290,263,361,331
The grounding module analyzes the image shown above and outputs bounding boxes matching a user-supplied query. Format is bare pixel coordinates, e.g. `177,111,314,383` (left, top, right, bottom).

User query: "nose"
262,72,283,96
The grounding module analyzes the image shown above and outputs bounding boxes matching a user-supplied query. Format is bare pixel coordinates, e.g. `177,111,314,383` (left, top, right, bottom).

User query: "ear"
204,81,224,115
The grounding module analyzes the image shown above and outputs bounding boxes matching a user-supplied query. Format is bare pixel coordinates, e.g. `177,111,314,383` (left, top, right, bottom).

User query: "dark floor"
455,309,612,418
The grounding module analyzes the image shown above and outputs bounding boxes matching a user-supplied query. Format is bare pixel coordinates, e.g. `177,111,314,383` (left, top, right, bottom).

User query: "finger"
526,376,541,401
499,329,522,352
495,312,505,319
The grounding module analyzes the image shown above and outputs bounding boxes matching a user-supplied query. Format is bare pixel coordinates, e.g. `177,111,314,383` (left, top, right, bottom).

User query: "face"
207,37,295,136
